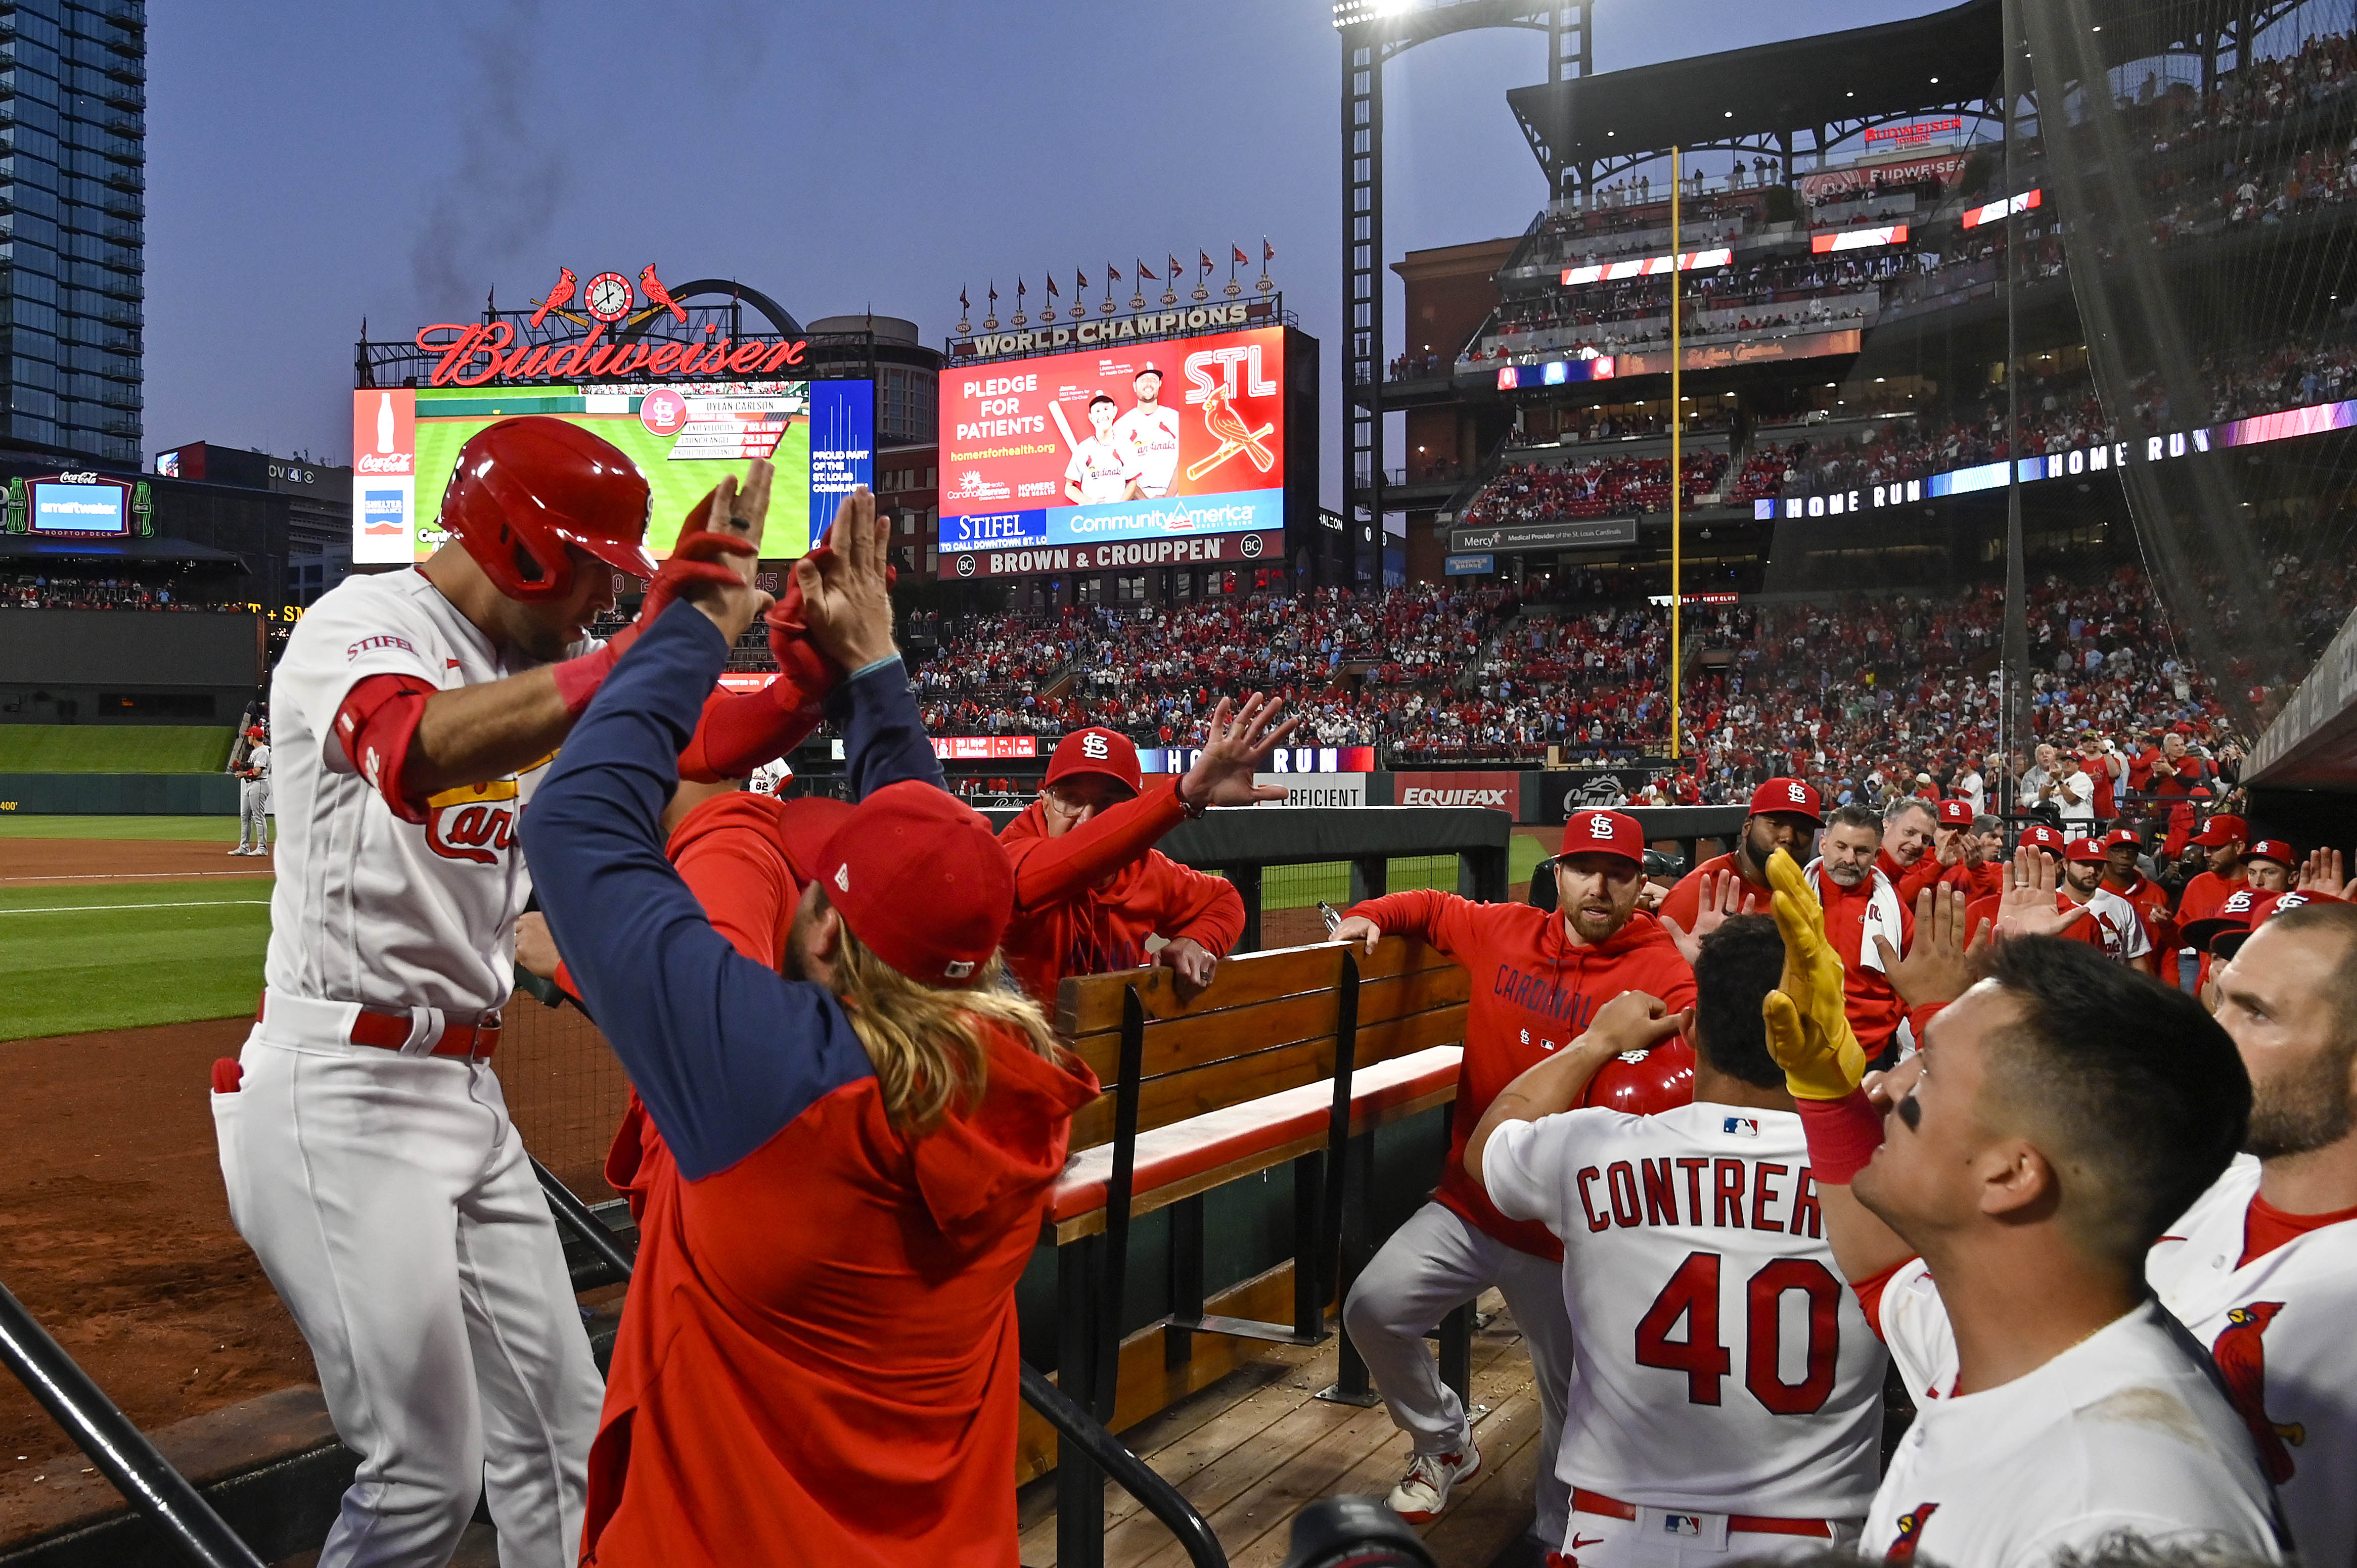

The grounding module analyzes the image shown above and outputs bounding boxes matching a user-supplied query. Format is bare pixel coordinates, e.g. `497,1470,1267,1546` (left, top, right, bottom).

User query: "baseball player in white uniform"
1756,851,2283,1567
1110,365,1182,497
2151,900,2357,1566
1065,393,1140,504
234,726,271,855
1470,916,1888,1565
748,756,791,796
211,420,778,1568
2062,838,2154,972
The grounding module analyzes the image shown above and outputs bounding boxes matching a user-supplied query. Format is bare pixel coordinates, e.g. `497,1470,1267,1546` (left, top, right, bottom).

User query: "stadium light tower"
1334,2,1594,577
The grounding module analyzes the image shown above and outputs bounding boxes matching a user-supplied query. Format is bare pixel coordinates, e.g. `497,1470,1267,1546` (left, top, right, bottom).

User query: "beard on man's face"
1825,857,1866,888
2246,1039,2357,1159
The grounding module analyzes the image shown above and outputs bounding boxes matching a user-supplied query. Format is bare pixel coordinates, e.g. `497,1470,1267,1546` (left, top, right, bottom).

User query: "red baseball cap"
1046,728,1143,795
1936,799,1974,825
2064,837,2108,865
2019,824,2066,855
2216,886,2349,958
817,781,1014,987
2191,813,2248,848
1562,809,1645,866
2189,886,2268,955
2245,839,2294,867
2101,827,2142,850
771,795,855,889
1748,777,1823,823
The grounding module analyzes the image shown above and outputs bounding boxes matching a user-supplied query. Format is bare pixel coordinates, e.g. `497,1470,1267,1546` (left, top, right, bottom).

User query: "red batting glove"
550,489,757,718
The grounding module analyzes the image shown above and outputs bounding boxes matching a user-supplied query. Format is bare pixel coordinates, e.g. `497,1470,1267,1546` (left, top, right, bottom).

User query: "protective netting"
2024,0,2357,746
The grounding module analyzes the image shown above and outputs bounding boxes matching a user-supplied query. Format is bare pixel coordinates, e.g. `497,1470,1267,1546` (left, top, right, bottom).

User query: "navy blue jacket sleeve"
522,601,875,1180
841,654,946,799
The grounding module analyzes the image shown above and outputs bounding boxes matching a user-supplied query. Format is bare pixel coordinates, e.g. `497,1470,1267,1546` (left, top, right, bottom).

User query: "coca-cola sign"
1394,771,1524,816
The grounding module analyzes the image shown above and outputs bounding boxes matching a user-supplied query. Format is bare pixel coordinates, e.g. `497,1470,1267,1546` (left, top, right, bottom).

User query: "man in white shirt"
1757,851,2283,1566
1467,916,1889,1563
1953,755,1986,819
2152,901,2357,1567
1110,365,1182,498
1064,393,1140,504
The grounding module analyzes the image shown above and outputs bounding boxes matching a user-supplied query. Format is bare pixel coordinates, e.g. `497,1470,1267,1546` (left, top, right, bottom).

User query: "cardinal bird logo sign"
1884,1503,1939,1563
2212,1302,2304,1482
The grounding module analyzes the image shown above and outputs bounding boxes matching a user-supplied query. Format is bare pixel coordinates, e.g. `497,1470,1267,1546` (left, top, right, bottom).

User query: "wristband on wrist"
1794,1089,1886,1184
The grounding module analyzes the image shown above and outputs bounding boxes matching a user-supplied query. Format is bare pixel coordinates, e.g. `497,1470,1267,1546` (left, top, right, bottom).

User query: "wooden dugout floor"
1016,1289,1544,1568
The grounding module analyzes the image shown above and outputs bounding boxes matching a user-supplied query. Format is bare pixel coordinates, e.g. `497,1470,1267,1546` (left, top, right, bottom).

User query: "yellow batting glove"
1760,848,1867,1100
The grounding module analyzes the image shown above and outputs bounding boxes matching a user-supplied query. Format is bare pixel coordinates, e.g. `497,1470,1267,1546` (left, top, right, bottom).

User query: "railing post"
1225,865,1263,952
0,1278,266,1568
1056,1233,1104,1568
1166,1195,1205,1370
1349,854,1388,905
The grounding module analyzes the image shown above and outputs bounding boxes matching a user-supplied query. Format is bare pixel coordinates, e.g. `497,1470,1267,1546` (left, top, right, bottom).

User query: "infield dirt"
0,837,277,889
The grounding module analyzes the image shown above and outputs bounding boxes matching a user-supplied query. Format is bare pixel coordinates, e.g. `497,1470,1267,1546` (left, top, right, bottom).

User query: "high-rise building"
0,0,145,467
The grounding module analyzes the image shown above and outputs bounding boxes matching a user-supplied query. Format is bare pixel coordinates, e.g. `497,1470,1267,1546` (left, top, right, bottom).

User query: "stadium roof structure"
1507,0,2003,186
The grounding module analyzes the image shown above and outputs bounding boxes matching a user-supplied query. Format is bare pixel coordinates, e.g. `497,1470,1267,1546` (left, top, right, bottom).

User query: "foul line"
0,869,274,883
0,899,273,915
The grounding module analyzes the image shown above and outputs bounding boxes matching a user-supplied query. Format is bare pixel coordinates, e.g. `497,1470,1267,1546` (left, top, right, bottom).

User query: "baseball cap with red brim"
2019,823,2067,855
1045,727,1143,795
1561,809,1645,867
2183,886,2262,952
817,780,1014,987
1936,799,1974,825
1749,777,1823,823
2191,813,2248,848
2102,827,2143,851
2064,837,2108,865
771,795,855,888
2245,839,2294,867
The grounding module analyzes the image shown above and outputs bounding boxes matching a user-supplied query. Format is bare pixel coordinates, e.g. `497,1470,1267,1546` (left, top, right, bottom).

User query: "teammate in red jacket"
1810,803,1913,1062
998,715,1291,1006
1331,809,1697,1542
1656,777,1824,932
1875,797,1945,904
2179,813,2251,992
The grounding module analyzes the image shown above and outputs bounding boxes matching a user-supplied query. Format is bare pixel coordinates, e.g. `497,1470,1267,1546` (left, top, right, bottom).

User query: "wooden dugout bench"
1043,937,1473,1568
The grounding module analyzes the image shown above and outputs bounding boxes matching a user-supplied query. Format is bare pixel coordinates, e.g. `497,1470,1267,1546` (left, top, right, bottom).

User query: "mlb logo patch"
1723,1116,1760,1137
1662,1514,1703,1538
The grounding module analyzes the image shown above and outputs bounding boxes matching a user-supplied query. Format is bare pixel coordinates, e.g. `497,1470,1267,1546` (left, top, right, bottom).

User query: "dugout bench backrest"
1042,938,1469,1568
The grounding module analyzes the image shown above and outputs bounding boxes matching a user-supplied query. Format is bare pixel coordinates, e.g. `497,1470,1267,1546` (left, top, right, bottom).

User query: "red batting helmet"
1580,1037,1696,1116
437,417,657,603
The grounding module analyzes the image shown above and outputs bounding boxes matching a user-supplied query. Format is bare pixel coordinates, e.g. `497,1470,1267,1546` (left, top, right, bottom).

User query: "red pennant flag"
1047,273,1059,297
1199,249,1213,273
1168,253,1183,278
1263,238,1276,262
1233,244,1249,265
1108,261,1122,283
1137,257,1155,280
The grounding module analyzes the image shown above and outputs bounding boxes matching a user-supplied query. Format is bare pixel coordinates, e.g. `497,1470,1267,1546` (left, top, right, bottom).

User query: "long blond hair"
827,906,1065,1134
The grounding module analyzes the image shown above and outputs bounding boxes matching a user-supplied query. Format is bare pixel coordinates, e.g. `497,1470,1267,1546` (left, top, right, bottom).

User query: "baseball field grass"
1258,833,1555,911
0,724,234,773
0,814,240,841
0,880,269,1041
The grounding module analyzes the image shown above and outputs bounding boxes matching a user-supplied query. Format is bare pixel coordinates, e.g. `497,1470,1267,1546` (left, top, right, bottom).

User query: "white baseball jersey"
1865,1266,2283,1565
265,569,585,1015
1111,404,1182,496
245,742,271,780
2075,885,2154,965
1064,435,1137,504
1483,1104,1887,1521
748,758,791,797
2152,1157,2357,1567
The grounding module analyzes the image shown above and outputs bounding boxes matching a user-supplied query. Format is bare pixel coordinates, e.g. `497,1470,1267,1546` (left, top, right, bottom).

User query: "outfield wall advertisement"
937,325,1287,575
352,382,872,567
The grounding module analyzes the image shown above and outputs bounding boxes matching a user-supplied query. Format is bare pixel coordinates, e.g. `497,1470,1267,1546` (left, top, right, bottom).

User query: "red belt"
1571,1488,1834,1539
256,995,501,1059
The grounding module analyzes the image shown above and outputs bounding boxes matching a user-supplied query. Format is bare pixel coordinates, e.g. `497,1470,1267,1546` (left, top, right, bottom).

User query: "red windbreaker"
1876,847,1945,905
1815,870,1911,1055
997,778,1245,1006
1342,890,1697,1261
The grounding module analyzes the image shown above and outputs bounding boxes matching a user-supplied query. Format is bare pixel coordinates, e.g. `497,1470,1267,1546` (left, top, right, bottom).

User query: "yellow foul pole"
1669,147,1683,762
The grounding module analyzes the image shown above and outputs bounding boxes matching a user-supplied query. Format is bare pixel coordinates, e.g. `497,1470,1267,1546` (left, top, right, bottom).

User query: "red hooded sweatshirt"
996,777,1246,1006
1341,890,1697,1261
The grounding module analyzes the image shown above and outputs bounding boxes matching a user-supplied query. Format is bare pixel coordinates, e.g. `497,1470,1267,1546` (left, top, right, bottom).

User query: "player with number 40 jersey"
1484,1101,1890,1560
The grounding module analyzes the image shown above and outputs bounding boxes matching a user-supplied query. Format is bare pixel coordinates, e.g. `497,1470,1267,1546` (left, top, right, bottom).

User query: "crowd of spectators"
1458,450,1730,527
4,576,228,611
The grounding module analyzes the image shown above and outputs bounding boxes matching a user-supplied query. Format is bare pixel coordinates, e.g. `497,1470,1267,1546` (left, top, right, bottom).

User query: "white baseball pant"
1342,1201,1575,1545
212,996,602,1568
1555,1502,1861,1567
238,780,271,851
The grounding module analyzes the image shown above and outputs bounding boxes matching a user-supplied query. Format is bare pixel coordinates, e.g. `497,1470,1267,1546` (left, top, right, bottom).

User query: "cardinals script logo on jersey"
424,778,518,866
2211,1301,2304,1483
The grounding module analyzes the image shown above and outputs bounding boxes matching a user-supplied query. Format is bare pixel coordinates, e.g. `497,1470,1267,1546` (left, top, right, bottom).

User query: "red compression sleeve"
676,680,828,784
333,673,437,824
550,640,622,719
1795,1088,1886,1184
1004,779,1192,909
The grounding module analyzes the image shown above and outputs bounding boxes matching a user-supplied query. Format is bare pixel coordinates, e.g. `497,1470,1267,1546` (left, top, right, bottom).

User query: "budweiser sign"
413,319,807,389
